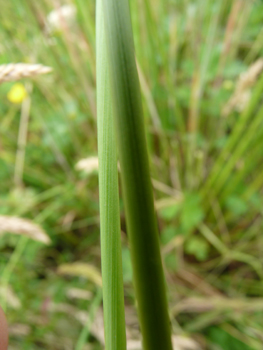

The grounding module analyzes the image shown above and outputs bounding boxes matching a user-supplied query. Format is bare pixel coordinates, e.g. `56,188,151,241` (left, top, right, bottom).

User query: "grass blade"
100,0,173,349
96,1,127,349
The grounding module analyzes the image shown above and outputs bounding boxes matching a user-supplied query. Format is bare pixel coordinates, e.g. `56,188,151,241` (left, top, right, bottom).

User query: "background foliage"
1,0,263,349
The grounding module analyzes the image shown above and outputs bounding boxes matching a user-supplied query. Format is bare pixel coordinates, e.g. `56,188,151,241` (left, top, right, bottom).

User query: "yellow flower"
7,83,27,104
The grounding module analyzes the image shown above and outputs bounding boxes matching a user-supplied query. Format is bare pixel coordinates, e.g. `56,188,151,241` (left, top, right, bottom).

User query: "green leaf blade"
96,1,127,349
100,0,173,349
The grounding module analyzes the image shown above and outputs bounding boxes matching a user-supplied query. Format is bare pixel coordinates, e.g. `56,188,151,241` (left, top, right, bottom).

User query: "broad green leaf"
181,193,204,233
185,237,210,261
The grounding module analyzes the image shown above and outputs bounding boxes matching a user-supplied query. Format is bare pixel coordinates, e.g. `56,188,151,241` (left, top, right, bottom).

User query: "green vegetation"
98,0,172,348
96,0,126,348
1,0,263,349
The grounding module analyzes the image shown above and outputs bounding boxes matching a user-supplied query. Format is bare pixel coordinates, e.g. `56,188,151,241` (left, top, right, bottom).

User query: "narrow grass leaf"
101,0,173,349
96,0,127,349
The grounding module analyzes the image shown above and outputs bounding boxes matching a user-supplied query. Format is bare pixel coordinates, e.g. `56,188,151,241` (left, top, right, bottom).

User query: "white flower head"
75,157,99,175
46,4,77,32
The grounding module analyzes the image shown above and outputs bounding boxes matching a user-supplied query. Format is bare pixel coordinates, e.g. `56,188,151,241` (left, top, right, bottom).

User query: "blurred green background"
1,0,263,349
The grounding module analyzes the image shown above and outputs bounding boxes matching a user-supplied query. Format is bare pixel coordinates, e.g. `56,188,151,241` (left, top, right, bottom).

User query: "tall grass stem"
96,0,127,349
100,0,173,349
